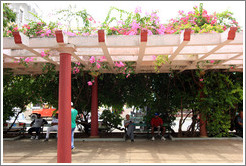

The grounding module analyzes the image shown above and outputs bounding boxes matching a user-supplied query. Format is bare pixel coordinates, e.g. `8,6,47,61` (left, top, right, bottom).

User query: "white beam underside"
3,30,243,75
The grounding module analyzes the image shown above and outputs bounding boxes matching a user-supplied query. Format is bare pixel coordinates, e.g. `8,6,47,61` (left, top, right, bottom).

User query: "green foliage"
55,4,94,32
154,55,170,72
99,109,124,131
3,3,17,37
3,70,40,122
195,71,243,137
3,3,16,27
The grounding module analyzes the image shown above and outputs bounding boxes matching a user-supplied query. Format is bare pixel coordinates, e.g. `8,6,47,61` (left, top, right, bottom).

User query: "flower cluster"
4,3,241,38
15,57,35,67
73,62,81,74
103,4,241,36
41,50,51,58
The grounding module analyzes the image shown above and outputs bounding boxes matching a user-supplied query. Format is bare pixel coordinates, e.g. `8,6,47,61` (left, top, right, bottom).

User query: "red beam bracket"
55,30,64,43
227,27,237,40
183,29,191,41
98,30,105,42
141,30,148,42
12,31,22,44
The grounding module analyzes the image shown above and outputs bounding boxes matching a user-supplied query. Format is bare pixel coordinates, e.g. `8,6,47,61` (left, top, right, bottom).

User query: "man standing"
71,102,78,150
124,114,135,142
151,113,166,141
44,113,58,142
28,114,48,139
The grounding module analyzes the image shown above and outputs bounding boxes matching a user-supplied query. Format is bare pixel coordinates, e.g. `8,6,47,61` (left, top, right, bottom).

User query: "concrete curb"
3,135,23,141
169,135,243,141
75,138,125,141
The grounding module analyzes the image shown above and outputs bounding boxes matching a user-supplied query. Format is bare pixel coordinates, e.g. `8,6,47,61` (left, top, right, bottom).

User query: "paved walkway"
3,139,243,163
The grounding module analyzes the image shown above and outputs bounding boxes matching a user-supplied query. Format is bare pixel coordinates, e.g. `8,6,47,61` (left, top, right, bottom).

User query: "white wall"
9,3,41,27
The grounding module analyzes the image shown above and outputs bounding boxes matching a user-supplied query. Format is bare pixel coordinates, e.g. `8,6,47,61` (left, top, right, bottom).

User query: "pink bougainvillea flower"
200,79,204,82
119,62,125,67
87,81,93,86
230,66,234,69
147,30,153,35
126,74,130,78
75,62,81,66
66,31,76,36
96,63,101,69
89,56,95,63
13,27,18,31
210,60,215,63
152,55,157,60
41,51,45,57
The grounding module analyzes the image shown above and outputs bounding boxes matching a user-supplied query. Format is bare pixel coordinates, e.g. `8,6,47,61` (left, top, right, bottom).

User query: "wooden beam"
55,30,88,67
158,29,191,72
98,30,116,73
12,31,58,65
169,29,191,61
179,27,237,73
135,30,147,73
3,53,18,61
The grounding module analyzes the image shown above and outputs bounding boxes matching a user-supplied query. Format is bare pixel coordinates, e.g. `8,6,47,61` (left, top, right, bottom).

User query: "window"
19,9,23,25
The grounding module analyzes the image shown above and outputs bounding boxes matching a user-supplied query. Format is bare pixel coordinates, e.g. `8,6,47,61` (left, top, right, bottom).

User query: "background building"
9,3,41,27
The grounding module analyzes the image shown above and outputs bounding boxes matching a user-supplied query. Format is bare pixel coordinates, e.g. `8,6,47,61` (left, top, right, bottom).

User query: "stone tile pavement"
3,139,244,164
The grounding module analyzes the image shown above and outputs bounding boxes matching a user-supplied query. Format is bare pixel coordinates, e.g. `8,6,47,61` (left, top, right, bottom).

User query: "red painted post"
199,71,207,137
90,76,99,137
57,53,72,163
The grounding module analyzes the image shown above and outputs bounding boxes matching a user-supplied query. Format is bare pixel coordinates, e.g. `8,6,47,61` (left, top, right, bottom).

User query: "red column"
90,76,99,137
199,72,207,137
57,53,71,163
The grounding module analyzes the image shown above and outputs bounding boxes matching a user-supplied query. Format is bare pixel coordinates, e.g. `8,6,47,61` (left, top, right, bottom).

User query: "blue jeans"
71,128,75,149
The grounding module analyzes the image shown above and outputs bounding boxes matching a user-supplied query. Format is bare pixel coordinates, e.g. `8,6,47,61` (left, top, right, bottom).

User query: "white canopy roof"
3,28,243,74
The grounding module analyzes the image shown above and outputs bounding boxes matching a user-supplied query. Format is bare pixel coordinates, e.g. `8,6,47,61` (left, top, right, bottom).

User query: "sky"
31,1,245,28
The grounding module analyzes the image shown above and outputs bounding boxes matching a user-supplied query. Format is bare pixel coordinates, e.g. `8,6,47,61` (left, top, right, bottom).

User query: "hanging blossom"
89,56,96,64
41,50,50,58
114,61,125,68
15,57,35,67
87,80,95,86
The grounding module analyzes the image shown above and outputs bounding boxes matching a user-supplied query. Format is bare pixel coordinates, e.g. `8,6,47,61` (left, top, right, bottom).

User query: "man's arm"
30,120,35,127
124,121,129,128
151,118,155,127
43,119,48,125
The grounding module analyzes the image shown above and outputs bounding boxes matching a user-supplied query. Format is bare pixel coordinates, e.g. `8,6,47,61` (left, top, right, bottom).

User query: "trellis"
3,27,243,75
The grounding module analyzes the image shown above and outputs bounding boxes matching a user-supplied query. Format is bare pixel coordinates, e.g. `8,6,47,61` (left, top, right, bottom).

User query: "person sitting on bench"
124,114,135,142
28,114,48,140
44,113,58,142
151,113,166,141
235,110,243,137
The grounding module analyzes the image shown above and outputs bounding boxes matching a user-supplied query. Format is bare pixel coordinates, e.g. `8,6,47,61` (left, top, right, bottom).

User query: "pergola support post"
57,53,72,163
90,76,99,137
199,71,207,137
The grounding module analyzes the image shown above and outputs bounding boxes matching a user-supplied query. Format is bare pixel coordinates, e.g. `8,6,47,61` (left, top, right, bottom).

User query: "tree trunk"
178,97,183,137
6,108,23,133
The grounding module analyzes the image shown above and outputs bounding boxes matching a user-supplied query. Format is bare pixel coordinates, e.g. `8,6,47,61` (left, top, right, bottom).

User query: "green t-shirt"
71,108,78,129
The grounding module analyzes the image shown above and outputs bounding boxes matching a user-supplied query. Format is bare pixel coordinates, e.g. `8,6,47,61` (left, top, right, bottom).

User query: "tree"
3,3,16,28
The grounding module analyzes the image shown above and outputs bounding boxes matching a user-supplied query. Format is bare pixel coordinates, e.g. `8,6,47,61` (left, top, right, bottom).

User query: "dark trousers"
28,127,41,136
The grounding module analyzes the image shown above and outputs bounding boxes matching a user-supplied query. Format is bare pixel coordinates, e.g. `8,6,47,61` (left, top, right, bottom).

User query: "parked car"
3,108,27,133
30,104,57,120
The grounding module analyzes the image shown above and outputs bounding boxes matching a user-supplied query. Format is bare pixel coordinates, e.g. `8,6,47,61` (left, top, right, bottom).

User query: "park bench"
124,122,174,140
